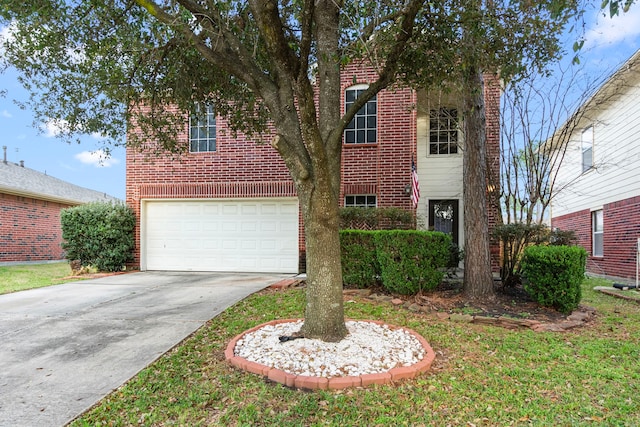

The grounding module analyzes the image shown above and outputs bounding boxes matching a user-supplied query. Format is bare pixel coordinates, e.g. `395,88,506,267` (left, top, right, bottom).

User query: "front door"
428,199,459,245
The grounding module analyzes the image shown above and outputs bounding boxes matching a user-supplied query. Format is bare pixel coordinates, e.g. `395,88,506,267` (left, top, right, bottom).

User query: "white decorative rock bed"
225,319,436,390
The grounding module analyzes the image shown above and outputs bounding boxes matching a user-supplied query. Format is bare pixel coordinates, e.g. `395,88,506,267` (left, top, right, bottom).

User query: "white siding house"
550,49,640,281
416,90,465,247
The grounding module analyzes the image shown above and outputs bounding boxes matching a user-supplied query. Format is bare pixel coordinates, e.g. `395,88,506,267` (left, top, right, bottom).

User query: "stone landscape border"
225,318,436,390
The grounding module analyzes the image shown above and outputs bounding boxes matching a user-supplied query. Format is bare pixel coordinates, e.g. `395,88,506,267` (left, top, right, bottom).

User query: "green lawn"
0,262,75,294
70,277,640,427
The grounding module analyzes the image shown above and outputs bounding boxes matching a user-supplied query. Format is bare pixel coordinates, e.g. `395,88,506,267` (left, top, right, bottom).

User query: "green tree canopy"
1,0,583,341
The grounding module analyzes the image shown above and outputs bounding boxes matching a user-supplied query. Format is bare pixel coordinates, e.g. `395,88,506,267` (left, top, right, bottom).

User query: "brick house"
0,155,119,263
550,49,640,282
126,62,501,273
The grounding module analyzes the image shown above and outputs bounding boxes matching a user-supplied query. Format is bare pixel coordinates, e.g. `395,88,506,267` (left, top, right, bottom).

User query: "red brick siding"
484,74,502,271
340,62,416,210
127,63,502,272
552,195,640,280
126,104,295,267
0,193,69,262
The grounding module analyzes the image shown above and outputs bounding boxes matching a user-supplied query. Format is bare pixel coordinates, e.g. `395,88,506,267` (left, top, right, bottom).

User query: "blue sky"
0,7,639,202
0,63,127,199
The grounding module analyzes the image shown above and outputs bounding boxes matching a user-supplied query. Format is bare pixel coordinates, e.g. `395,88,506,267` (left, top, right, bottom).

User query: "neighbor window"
429,108,459,155
345,195,377,208
592,209,603,257
344,86,377,144
582,127,593,173
190,103,216,152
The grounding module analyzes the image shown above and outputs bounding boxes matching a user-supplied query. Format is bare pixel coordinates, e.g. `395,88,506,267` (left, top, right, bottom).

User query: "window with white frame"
592,209,603,257
344,86,377,144
190,103,216,152
344,195,377,208
429,108,459,155
581,126,593,173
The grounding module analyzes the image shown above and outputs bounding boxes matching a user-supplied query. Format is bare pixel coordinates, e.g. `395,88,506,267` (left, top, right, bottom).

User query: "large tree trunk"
294,0,347,342
462,67,495,299
298,183,348,342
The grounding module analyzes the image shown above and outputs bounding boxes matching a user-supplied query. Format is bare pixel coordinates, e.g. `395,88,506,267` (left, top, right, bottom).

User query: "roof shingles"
0,161,120,205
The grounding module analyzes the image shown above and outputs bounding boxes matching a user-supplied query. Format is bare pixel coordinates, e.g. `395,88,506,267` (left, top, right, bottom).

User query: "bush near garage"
520,245,587,314
340,229,451,294
61,202,135,272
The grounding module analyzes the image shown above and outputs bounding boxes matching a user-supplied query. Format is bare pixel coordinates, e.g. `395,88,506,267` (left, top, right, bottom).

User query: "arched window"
344,85,377,144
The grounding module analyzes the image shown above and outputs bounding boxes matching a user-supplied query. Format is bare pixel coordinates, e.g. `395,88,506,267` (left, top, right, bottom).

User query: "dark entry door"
428,200,459,245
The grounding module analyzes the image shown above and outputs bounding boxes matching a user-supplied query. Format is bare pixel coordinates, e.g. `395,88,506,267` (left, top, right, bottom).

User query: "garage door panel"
260,203,277,215
240,238,257,248
203,205,219,215
222,204,238,215
144,199,298,273
241,204,258,215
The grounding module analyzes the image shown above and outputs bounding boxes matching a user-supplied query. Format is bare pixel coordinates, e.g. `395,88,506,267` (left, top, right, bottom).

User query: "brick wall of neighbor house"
0,193,68,262
552,195,640,280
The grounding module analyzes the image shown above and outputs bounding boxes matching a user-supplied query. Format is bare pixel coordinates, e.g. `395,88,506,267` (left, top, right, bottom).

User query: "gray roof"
0,160,120,205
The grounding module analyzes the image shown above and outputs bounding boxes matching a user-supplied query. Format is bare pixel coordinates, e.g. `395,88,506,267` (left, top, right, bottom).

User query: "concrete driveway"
0,271,290,427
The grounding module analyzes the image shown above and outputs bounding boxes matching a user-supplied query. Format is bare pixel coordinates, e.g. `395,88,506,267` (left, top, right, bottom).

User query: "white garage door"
143,199,299,273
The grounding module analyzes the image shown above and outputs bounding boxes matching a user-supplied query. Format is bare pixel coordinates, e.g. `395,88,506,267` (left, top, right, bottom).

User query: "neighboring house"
0,155,119,263
550,49,640,282
126,62,501,274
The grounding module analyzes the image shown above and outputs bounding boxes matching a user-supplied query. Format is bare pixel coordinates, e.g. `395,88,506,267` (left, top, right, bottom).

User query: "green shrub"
61,202,135,272
493,223,577,287
374,230,450,295
520,245,587,314
339,230,380,288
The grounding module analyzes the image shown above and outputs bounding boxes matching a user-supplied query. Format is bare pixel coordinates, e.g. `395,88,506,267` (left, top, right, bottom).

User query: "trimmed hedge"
520,245,587,314
340,230,379,289
493,222,578,287
61,202,135,272
340,230,451,294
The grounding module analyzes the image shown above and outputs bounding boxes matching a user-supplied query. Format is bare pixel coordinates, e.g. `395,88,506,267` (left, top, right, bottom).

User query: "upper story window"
582,126,593,173
344,86,377,144
345,194,377,208
190,103,216,152
429,108,459,155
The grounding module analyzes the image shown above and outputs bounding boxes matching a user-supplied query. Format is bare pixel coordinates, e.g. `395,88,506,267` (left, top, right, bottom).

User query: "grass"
0,262,75,294
69,277,640,427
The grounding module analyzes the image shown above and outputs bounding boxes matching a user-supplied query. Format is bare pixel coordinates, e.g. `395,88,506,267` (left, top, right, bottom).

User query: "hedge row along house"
550,49,640,282
0,151,119,263
126,62,501,274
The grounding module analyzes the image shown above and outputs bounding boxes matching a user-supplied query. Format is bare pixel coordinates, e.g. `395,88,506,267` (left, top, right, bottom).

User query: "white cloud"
0,22,18,57
74,149,120,168
42,118,108,139
0,22,16,44
584,8,640,49
90,132,107,140
1,110,12,118
42,119,71,137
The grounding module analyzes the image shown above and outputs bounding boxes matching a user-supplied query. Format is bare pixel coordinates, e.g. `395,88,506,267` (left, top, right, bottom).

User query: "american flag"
411,160,420,208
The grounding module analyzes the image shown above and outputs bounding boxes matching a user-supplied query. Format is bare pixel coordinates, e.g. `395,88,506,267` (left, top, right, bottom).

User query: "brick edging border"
225,319,436,390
